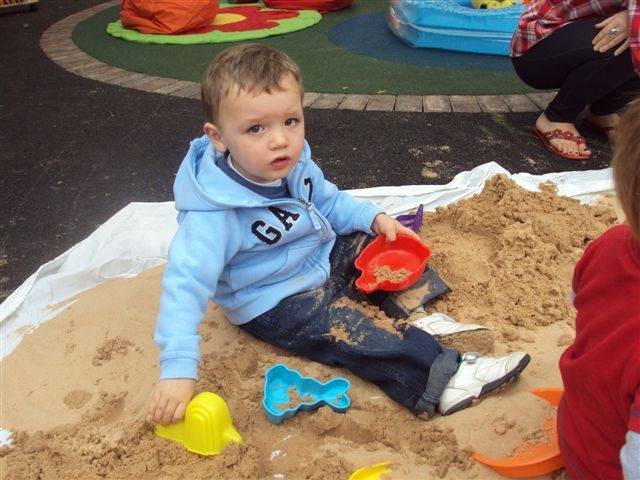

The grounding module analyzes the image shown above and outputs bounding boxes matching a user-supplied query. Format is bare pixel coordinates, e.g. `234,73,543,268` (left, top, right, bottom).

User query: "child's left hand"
371,213,421,242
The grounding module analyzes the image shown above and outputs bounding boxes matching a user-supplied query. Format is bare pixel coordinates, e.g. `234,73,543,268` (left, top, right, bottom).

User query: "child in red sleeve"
558,99,640,479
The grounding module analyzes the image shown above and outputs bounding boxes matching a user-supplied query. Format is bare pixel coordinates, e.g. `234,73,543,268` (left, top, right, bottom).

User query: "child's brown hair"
612,98,640,241
201,43,303,124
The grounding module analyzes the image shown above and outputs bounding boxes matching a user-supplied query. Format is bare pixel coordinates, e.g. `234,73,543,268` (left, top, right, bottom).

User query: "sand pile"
424,176,617,329
0,176,619,479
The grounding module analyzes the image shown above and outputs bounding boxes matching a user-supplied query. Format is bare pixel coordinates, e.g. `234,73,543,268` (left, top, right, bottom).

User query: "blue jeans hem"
413,348,459,417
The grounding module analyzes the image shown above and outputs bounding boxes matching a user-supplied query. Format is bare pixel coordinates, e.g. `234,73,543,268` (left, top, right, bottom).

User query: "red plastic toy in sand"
354,234,431,294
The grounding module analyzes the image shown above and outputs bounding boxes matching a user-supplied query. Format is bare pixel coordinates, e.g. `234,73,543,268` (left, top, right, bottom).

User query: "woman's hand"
371,213,420,242
593,11,630,55
146,378,196,426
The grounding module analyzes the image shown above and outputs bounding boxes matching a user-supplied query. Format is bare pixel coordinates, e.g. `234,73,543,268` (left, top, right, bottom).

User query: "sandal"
532,127,591,161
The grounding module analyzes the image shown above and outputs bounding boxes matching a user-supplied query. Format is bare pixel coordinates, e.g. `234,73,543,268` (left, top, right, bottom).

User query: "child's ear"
204,122,227,152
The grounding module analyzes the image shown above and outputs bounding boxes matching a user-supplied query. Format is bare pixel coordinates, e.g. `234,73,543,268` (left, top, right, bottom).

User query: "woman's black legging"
512,17,640,123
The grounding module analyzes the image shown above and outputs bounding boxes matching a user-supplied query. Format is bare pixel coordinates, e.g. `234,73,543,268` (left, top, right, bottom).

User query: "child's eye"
247,125,263,134
284,118,299,127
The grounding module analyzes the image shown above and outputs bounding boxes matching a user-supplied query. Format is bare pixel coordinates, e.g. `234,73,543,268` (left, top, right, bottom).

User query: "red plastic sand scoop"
354,234,431,294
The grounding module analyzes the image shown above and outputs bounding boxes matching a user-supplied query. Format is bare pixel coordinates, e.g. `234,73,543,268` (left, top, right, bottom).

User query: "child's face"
205,75,305,184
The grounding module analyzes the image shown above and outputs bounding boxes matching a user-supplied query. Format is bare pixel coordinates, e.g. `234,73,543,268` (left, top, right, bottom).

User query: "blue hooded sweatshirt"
155,136,382,379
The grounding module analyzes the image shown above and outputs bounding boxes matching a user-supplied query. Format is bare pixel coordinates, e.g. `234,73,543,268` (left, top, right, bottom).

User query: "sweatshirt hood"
173,135,310,212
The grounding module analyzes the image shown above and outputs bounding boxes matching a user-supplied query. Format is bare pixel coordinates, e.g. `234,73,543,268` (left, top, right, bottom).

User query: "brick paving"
41,0,555,113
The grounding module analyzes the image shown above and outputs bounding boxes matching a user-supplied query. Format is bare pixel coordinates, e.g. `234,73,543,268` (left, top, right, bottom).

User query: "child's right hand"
146,378,196,426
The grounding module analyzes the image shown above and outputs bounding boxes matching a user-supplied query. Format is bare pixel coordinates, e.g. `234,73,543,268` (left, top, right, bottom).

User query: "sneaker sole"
440,353,531,416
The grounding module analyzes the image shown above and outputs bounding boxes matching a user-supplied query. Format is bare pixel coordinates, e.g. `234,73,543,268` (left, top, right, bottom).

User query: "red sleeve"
630,388,640,432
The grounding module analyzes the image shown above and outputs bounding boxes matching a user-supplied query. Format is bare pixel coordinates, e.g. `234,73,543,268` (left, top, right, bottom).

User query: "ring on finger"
608,25,621,37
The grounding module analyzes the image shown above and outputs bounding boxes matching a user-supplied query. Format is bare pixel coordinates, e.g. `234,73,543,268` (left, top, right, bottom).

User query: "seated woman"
510,0,640,160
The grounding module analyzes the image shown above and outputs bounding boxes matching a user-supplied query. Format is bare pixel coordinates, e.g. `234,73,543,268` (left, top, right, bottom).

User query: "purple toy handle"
396,216,414,227
411,204,424,232
395,204,424,233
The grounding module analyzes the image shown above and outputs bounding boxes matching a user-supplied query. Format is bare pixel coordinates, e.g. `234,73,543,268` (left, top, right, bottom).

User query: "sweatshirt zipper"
298,197,313,210
298,197,333,239
263,197,330,238
289,197,327,279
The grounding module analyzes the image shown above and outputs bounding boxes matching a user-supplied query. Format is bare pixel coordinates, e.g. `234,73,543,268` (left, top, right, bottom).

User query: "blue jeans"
240,233,459,417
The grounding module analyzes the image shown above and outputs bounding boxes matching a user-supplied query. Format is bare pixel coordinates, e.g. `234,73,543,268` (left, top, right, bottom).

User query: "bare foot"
584,111,619,140
535,113,591,157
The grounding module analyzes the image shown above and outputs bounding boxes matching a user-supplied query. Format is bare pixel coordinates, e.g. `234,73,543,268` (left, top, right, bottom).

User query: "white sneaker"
438,351,530,415
411,312,488,337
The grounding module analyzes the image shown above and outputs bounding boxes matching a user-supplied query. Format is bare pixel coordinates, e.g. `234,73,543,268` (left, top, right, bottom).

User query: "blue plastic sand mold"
263,364,351,424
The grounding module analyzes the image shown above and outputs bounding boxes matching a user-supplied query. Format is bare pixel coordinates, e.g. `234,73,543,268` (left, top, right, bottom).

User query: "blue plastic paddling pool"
387,0,525,55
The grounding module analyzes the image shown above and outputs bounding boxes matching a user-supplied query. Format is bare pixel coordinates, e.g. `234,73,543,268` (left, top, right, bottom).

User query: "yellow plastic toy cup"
154,391,243,456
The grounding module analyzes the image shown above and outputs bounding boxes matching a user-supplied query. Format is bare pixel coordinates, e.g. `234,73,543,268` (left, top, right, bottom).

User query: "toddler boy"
147,44,530,426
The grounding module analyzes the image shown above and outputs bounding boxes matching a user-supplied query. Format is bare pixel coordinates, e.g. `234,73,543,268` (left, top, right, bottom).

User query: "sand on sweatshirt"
0,176,622,479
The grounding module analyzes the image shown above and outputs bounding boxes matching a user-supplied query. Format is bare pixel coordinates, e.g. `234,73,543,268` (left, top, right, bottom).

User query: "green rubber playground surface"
72,0,532,95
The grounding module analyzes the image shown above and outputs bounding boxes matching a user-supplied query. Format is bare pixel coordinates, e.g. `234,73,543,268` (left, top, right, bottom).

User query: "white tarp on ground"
0,161,614,361
0,161,615,445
